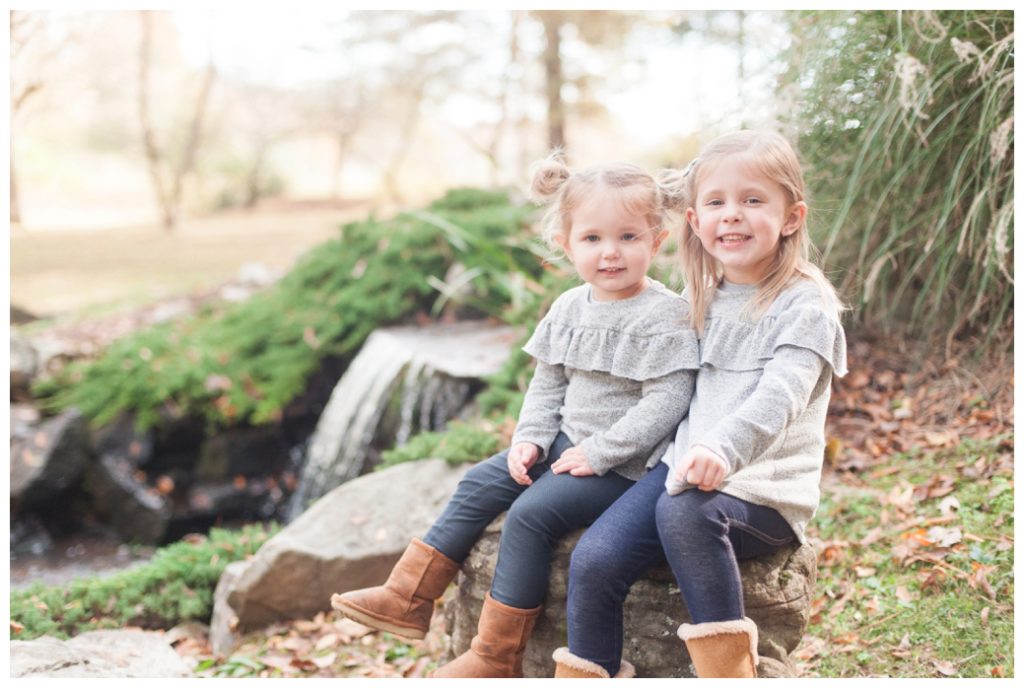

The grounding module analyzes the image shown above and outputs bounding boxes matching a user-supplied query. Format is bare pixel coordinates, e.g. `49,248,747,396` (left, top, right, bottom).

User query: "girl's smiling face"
558,191,666,301
686,154,807,284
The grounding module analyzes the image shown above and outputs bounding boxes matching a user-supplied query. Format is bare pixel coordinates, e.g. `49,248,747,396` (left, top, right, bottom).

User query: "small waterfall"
286,321,519,520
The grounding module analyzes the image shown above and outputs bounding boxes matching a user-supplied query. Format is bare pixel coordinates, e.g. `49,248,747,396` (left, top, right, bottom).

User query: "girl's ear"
781,201,808,237
554,232,572,260
651,229,670,254
685,207,700,234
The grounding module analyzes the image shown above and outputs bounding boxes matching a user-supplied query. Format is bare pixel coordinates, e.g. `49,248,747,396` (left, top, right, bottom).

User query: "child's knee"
569,532,616,580
655,490,720,533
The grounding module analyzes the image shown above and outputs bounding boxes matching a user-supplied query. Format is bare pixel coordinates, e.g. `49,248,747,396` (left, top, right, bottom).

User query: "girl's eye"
706,199,723,207
746,198,763,205
583,235,600,242
621,233,637,242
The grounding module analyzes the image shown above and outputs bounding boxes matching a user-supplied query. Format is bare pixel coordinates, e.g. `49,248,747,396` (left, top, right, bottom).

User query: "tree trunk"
10,138,21,225
541,12,566,154
483,11,521,186
331,129,356,200
137,11,215,232
382,85,424,204
138,12,173,230
244,143,267,209
736,10,746,129
169,61,216,220
10,11,45,228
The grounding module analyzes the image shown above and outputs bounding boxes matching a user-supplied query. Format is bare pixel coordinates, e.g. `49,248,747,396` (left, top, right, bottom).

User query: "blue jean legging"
567,462,796,676
422,432,635,609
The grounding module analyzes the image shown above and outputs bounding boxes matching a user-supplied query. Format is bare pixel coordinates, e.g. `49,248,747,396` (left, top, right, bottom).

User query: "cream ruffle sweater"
662,279,848,542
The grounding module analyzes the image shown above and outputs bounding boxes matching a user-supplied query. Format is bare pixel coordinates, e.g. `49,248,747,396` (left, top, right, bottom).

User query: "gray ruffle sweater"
511,280,700,481
662,279,848,543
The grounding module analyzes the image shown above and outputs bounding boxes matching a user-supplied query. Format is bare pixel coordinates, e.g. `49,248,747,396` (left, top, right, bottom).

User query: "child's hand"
674,446,728,491
507,443,540,485
550,446,596,477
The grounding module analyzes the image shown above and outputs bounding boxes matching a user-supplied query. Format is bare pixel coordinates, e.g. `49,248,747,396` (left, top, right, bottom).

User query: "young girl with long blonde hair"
554,130,848,679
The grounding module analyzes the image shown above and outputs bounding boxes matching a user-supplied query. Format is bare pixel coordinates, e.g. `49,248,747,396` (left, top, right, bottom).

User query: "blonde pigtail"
528,150,572,204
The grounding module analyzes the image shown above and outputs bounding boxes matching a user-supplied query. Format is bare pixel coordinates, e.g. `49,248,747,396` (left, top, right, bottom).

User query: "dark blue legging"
567,462,795,676
423,432,635,609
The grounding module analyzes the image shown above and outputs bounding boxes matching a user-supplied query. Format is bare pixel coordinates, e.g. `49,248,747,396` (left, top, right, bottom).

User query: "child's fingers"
697,464,725,491
674,454,694,485
686,460,709,487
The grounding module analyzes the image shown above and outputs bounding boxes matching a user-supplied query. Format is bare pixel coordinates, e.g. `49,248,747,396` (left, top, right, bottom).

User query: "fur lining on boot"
676,617,759,666
551,648,636,678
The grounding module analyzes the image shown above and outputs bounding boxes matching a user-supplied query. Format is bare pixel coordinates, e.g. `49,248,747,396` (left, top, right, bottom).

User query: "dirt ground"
9,199,384,319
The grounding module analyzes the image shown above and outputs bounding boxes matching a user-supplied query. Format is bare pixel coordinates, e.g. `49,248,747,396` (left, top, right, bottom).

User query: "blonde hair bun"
656,167,691,214
529,151,572,203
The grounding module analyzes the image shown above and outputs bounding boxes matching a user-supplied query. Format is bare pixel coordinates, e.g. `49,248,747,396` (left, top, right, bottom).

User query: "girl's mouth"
718,234,751,244
599,267,625,274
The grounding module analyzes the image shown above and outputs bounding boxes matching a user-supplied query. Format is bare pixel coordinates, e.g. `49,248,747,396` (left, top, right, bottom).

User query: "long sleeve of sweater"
580,368,695,476
510,360,568,458
692,345,826,472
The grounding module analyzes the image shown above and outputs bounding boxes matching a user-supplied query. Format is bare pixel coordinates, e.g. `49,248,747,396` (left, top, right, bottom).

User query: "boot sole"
330,594,428,640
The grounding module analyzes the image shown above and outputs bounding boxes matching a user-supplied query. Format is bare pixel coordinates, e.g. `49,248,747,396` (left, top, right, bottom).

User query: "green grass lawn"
801,435,1014,678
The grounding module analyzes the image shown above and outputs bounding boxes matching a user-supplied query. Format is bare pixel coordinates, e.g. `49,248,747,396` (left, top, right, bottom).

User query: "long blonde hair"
668,130,844,333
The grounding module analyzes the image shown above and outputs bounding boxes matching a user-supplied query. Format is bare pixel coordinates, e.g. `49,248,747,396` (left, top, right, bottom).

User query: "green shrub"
33,188,543,430
9,524,278,640
378,421,502,468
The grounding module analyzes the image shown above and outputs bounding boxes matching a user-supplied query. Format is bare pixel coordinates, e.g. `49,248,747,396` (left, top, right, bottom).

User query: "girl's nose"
722,204,743,222
601,242,621,258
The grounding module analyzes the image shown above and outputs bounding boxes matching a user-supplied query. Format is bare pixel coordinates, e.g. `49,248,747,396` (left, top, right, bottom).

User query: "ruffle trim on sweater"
522,282,700,381
525,317,700,381
700,302,848,377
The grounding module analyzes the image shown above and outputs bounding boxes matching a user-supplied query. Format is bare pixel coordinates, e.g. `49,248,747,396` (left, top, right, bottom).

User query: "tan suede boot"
431,592,542,678
330,538,459,640
677,617,759,678
552,647,636,678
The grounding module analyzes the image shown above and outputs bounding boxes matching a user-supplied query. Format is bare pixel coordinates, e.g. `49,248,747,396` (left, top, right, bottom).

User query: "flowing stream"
285,321,519,520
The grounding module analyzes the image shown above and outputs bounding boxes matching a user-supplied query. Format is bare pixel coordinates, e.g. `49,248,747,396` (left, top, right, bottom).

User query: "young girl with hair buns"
553,130,848,679
330,155,699,678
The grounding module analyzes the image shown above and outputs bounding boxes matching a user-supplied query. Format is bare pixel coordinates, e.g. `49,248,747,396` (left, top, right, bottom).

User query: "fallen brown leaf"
968,562,997,599
292,619,321,633
260,653,301,674
312,652,337,669
335,618,373,638
315,633,340,651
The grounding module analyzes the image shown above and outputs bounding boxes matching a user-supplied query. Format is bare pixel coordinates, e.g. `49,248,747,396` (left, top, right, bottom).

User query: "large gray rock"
85,453,172,544
209,560,250,656
10,330,38,400
209,457,472,654
195,424,289,480
9,629,191,677
10,409,91,511
444,514,816,678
